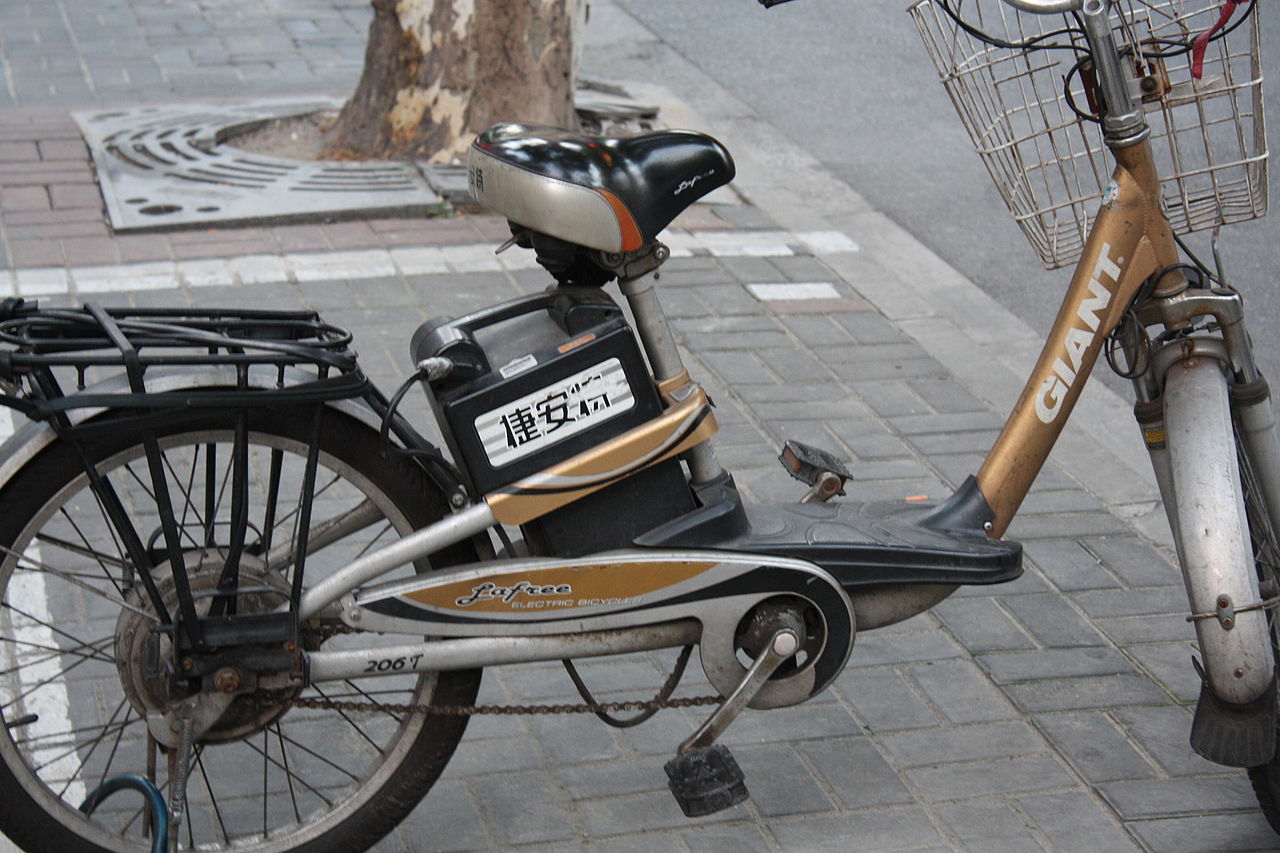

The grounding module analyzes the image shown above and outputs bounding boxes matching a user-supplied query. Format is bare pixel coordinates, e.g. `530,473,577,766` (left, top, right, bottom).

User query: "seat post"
618,267,725,486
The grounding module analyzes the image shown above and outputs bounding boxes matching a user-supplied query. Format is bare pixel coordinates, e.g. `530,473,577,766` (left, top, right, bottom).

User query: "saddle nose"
468,122,735,254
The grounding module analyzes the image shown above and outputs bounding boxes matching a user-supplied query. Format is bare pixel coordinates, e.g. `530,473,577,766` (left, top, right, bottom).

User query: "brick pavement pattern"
2,1,1279,852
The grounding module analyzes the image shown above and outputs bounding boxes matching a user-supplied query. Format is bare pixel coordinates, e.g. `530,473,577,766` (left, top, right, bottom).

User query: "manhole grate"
73,98,442,231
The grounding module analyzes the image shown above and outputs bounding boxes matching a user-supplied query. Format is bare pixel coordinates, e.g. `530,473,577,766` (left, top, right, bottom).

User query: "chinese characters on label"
475,358,635,468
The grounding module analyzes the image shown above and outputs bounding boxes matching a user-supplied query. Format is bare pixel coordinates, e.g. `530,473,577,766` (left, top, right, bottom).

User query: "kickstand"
664,626,799,817
165,699,197,853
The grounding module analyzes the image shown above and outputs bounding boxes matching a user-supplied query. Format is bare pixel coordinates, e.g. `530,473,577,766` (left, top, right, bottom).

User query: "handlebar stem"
1079,0,1148,144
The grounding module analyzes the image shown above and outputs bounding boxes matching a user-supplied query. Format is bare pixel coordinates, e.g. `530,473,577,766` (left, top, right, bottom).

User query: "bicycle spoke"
343,678,405,726
263,499,383,573
273,722,302,824
310,684,389,756
195,746,230,846
1,637,113,711
50,510,128,599
241,736,337,808
1,546,156,622
0,633,115,674
269,728,362,783
54,697,129,797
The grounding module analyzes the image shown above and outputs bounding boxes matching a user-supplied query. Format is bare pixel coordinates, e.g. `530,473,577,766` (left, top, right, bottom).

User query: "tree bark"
325,0,580,163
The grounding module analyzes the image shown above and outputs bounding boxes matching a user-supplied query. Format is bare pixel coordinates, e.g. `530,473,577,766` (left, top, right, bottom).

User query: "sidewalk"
1,1,1277,851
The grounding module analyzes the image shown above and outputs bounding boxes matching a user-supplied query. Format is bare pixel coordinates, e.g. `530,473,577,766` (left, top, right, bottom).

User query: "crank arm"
680,627,798,753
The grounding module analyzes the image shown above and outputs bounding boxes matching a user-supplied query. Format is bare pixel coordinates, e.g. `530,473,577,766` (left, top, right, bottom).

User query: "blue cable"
79,774,168,853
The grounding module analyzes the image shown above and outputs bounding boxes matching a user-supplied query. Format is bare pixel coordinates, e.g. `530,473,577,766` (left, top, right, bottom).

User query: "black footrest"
664,744,748,818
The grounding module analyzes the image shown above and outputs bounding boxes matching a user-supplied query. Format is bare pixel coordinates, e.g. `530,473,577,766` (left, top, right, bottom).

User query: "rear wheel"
0,406,480,852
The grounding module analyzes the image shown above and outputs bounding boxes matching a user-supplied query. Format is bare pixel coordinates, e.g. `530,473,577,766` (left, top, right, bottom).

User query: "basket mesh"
910,0,1267,269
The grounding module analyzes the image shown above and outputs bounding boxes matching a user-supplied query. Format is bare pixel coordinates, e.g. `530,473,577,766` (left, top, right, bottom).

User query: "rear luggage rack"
0,302,368,422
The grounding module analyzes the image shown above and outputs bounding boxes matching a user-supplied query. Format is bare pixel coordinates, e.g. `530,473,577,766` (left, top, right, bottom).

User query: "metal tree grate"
73,98,442,232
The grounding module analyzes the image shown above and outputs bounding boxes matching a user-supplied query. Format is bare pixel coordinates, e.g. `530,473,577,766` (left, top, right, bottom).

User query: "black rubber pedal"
779,440,850,488
663,744,749,818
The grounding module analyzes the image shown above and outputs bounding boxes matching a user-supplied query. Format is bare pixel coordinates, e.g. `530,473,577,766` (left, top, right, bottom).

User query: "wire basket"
909,0,1267,269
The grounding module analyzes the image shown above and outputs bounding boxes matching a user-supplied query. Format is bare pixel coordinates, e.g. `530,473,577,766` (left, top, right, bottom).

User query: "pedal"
778,440,849,503
665,620,801,817
664,744,748,817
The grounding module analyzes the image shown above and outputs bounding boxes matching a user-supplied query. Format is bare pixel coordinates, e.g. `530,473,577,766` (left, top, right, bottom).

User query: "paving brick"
907,658,1019,724
827,417,913,460
1007,511,1134,540
36,138,87,161
1017,791,1145,853
2,206,102,226
734,744,836,816
907,754,1076,801
1073,585,1188,618
848,628,966,669
1036,711,1159,783
698,349,775,385
1004,674,1172,713
59,236,118,265
270,223,331,252
114,233,173,262
835,667,938,733
0,141,39,161
6,219,108,240
722,699,862,747
998,593,1109,648
469,770,578,846
878,720,1047,768
1086,536,1182,587
396,779,492,853
48,183,103,209
769,807,943,851
909,429,1000,456
0,185,49,211
1127,812,1279,853
582,789,739,837
1022,539,1121,592
1100,774,1259,820
831,357,950,382
933,800,1051,853
1096,612,1195,645
908,377,988,413
799,737,915,809
9,239,63,267
833,311,910,345
1124,641,1203,703
848,379,929,417
933,597,1037,653
681,824,776,853
980,647,1138,684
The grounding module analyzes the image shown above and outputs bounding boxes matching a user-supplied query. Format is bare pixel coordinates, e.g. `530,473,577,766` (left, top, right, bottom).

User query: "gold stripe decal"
403,560,716,612
487,388,717,526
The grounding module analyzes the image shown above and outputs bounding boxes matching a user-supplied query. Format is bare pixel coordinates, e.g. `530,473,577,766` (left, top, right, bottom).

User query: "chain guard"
345,549,855,710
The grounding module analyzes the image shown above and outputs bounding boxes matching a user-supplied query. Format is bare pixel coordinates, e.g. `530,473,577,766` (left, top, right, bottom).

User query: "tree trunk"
325,0,580,163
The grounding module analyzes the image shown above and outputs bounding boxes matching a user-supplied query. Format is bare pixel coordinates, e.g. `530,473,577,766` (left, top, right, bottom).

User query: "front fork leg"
1134,315,1280,765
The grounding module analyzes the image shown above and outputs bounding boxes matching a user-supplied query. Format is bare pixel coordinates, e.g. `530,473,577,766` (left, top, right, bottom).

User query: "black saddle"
468,123,735,254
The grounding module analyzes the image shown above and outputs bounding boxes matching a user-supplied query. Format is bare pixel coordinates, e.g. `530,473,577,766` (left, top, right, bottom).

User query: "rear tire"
0,405,480,852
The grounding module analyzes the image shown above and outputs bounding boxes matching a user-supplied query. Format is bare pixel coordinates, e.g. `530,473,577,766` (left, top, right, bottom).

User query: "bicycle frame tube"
976,139,1183,536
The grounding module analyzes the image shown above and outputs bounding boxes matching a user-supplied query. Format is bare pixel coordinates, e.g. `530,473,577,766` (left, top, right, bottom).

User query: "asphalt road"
617,0,1280,387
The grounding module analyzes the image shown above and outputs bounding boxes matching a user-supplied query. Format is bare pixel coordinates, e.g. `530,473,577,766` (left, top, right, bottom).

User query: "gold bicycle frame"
976,138,1185,537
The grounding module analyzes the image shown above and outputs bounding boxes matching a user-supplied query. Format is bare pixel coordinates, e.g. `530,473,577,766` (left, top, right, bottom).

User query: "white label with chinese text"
474,358,635,468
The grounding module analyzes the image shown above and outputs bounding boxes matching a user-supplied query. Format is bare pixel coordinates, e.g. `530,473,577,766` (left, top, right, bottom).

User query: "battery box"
411,288,696,557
